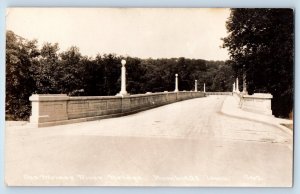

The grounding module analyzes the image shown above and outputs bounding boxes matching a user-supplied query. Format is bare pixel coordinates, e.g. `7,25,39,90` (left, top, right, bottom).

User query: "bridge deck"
5,96,293,186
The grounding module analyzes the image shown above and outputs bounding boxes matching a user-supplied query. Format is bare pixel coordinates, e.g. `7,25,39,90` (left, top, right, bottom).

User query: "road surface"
5,96,293,186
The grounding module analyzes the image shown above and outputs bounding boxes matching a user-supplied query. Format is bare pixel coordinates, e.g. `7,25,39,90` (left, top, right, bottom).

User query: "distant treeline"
6,30,234,120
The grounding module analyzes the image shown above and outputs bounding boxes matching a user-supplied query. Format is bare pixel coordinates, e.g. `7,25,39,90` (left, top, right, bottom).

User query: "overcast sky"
6,8,230,60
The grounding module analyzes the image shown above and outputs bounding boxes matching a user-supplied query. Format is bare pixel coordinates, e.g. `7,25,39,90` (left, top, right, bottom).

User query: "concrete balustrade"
29,91,206,127
232,76,273,115
240,93,273,115
233,92,273,115
205,92,233,96
29,94,69,124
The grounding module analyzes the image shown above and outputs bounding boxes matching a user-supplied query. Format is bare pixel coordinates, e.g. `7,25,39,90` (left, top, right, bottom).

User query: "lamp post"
174,74,179,92
195,80,198,92
116,59,128,96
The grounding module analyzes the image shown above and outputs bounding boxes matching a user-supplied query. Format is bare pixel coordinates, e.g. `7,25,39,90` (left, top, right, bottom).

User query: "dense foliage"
222,8,294,118
6,30,233,120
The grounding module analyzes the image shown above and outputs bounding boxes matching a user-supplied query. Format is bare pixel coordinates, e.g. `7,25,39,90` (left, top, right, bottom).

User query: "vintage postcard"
5,8,294,186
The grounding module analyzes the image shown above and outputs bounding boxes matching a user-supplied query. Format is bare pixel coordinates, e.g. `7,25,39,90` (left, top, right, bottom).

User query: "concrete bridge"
5,60,293,186
6,94,293,186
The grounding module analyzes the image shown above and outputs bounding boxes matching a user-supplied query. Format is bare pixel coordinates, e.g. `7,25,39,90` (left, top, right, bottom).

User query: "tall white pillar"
174,74,179,92
233,82,236,92
242,73,248,94
204,83,206,93
236,77,240,93
116,59,128,96
195,80,198,92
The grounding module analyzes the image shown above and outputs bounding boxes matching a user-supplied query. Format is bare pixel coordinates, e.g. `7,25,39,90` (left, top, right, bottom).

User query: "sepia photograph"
5,8,294,186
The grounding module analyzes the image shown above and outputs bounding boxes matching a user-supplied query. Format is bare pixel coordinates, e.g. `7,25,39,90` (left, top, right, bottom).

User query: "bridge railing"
29,91,206,127
233,92,273,115
205,92,233,96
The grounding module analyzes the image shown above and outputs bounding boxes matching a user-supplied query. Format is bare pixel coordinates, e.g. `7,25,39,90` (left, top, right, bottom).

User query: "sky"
6,8,230,60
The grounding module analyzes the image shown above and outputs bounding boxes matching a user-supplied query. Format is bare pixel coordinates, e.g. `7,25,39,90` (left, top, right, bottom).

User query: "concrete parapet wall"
29,91,206,127
233,92,273,115
241,93,273,115
205,92,233,96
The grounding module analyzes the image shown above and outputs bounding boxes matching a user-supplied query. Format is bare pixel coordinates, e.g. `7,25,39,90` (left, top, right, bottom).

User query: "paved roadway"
5,96,293,186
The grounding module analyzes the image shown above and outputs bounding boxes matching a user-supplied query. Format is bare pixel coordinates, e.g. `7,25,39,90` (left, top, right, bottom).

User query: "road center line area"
5,96,293,186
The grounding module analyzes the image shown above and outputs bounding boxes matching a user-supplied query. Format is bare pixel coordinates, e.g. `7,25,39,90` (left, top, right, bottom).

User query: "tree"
32,42,61,94
101,54,121,95
59,46,85,95
80,56,103,96
6,31,39,120
211,61,234,92
222,9,294,118
126,57,147,94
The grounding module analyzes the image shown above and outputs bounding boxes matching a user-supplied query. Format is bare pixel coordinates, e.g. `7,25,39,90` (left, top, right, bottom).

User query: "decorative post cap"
175,74,178,77
121,59,126,66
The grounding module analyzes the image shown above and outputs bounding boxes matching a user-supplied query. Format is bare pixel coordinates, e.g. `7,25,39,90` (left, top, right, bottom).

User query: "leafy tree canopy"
222,9,294,117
